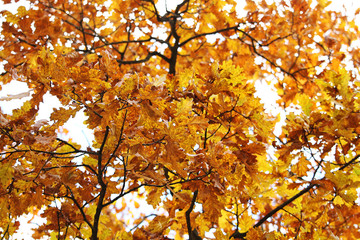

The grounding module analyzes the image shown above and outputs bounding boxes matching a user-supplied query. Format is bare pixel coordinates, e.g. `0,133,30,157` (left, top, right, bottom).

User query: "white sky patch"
155,0,184,15
62,110,95,148
0,81,30,114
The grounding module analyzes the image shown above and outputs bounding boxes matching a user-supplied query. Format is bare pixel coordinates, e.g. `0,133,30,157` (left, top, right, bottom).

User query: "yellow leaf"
333,196,344,206
100,28,113,36
0,162,13,187
246,227,264,240
257,154,272,172
12,100,33,118
316,211,328,227
118,231,133,240
291,156,309,176
354,166,360,176
5,11,19,24
86,53,98,63
50,231,58,240
150,74,167,87
218,210,231,229
298,94,312,116
239,212,255,232
339,189,357,203
245,0,257,12
213,229,228,239
175,98,193,116
17,6,27,18
83,156,98,168
146,187,164,208
318,0,332,8
146,216,172,235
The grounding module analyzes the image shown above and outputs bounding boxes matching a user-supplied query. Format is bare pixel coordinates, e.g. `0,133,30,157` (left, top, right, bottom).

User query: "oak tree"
1,0,360,239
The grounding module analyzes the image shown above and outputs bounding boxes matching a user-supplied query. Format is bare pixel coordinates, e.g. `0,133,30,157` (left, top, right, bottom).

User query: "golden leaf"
238,212,255,232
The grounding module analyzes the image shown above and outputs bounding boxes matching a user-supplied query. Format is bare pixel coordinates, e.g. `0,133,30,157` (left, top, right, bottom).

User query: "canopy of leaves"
1,0,360,239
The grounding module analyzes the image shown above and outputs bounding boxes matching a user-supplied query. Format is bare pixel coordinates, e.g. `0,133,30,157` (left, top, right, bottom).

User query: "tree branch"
230,183,318,239
186,190,201,240
339,154,360,171
117,51,170,65
179,25,239,47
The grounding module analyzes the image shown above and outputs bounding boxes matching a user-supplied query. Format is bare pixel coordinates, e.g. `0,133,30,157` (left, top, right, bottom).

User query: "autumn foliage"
2,0,360,239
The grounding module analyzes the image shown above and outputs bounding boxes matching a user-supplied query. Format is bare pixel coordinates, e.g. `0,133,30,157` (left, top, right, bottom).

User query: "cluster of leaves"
1,0,360,239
